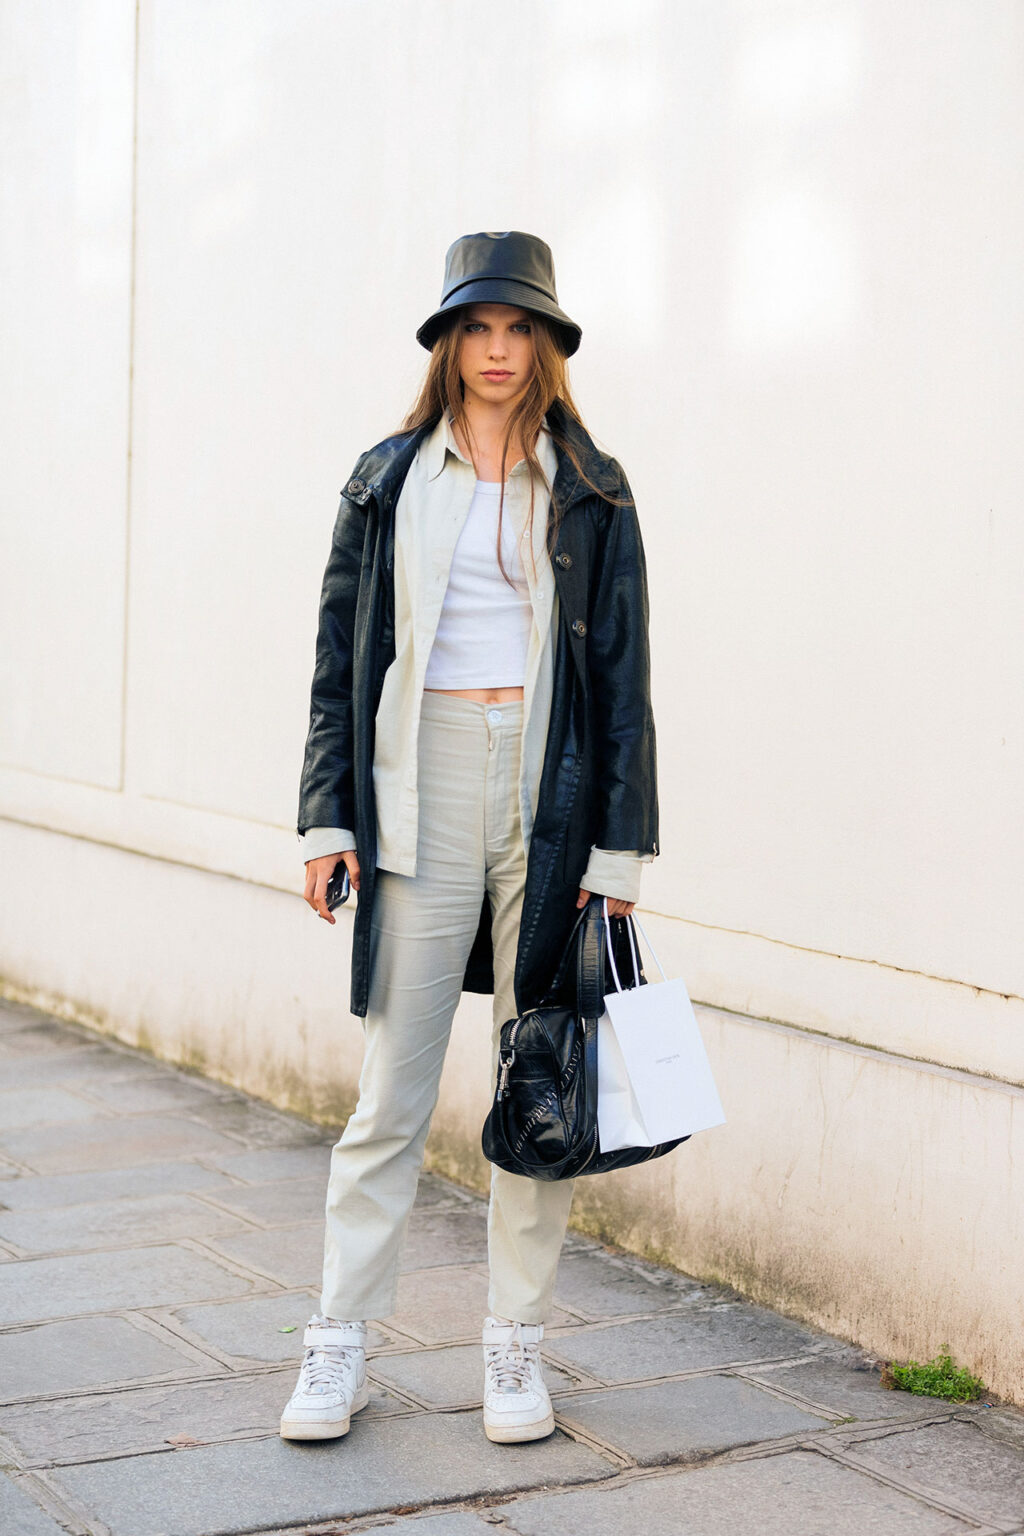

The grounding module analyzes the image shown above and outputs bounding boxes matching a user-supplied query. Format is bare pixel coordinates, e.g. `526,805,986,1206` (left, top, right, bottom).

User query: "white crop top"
423,480,534,688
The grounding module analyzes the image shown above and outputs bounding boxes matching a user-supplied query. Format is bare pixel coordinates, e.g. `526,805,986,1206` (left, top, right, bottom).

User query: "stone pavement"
1,998,1022,1536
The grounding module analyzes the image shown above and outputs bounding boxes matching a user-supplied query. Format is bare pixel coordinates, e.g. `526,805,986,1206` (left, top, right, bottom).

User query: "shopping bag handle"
602,896,668,992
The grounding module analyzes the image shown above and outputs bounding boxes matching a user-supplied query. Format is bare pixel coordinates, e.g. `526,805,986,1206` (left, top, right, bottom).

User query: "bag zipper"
496,1016,526,1100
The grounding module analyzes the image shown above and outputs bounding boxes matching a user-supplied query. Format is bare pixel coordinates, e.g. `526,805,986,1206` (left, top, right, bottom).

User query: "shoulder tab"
343,475,372,504
341,421,434,510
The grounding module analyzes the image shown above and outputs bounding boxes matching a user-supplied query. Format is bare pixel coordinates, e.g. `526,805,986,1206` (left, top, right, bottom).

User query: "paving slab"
215,1165,470,1215
555,1374,832,1463
359,1516,500,1536
552,1247,707,1318
379,1266,576,1345
168,1293,390,1365
0,1314,213,1402
0,1472,68,1536
547,1304,824,1383
2,1367,414,1467
50,1410,615,1536
203,1167,475,1227
194,1144,335,1182
0,1115,246,1173
202,1223,325,1288
0,1191,251,1254
407,1172,482,1210
845,1419,1024,1524
370,1341,583,1408
174,1097,327,1147
0,999,40,1030
72,1073,238,1114
0,1243,258,1327
398,1207,490,1272
201,1175,329,1227
0,1016,86,1053
0,1045,174,1089
746,1353,954,1421
502,1449,974,1535
0,1085,108,1131
966,1404,1024,1453
0,1160,237,1211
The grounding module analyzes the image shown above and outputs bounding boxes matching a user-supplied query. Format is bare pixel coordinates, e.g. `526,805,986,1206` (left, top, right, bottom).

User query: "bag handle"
540,895,659,1015
538,898,607,1014
602,896,640,992
602,897,668,991
537,899,593,1007
575,898,607,1020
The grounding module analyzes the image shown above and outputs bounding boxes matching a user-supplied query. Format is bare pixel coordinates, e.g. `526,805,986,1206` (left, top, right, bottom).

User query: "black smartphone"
325,865,351,911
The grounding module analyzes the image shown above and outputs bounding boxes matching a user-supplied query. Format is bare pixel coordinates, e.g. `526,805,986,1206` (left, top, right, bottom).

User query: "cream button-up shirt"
300,410,652,903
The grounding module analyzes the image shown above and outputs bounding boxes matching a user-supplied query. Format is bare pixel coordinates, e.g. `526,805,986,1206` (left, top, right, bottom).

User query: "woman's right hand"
304,849,361,924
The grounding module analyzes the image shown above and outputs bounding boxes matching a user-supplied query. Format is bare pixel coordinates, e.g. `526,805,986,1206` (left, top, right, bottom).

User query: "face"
457,303,536,406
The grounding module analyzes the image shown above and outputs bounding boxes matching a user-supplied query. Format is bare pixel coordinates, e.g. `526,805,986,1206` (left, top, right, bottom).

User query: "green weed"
883,1350,984,1403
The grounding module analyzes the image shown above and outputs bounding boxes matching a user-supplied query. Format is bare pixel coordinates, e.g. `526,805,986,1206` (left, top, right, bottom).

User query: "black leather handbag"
482,896,691,1180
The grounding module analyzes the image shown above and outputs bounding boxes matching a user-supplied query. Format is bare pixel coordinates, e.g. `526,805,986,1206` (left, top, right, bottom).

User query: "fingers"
340,848,361,892
304,853,348,924
577,888,635,917
311,863,336,924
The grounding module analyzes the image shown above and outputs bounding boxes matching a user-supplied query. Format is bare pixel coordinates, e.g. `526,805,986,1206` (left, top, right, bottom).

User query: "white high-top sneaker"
279,1315,369,1440
482,1316,555,1443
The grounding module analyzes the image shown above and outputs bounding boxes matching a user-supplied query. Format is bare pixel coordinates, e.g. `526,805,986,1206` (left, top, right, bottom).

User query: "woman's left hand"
577,888,634,916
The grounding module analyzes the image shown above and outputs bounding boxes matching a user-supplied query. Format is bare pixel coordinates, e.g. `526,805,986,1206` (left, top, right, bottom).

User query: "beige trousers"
320,688,576,1325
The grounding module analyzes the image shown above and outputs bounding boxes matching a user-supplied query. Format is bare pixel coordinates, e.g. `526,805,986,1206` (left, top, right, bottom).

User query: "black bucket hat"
416,230,582,356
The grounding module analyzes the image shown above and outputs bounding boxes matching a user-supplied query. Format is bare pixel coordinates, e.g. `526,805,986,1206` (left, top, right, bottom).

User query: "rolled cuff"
298,826,357,864
578,846,653,904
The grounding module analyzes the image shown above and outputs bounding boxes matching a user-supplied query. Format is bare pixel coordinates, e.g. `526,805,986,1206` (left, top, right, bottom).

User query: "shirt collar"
424,408,558,490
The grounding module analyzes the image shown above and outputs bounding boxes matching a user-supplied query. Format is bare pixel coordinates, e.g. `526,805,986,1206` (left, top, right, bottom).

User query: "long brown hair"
398,308,625,590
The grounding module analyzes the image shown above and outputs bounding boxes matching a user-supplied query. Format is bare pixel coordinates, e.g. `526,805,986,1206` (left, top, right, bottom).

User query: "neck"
453,395,530,468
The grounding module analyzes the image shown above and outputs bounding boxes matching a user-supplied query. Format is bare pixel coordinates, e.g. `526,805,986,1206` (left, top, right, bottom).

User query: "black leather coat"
298,396,659,1018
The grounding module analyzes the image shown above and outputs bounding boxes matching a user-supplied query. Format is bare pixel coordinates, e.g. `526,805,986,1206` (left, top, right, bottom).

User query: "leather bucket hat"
416,230,582,356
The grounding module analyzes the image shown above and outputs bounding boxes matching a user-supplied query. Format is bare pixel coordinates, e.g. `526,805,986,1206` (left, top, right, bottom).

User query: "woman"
282,231,659,1446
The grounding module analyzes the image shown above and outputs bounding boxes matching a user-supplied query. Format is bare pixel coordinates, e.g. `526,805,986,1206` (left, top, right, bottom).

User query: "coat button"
347,477,366,497
556,551,573,568
572,618,587,637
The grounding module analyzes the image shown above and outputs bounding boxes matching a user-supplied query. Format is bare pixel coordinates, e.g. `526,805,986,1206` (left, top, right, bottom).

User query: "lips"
482,371,512,380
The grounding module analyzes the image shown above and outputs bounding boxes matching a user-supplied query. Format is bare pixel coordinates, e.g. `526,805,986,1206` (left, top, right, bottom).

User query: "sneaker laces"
297,1317,362,1396
485,1323,539,1395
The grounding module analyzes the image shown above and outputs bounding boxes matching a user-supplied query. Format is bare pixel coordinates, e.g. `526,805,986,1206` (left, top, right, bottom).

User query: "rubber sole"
279,1382,370,1441
483,1408,556,1444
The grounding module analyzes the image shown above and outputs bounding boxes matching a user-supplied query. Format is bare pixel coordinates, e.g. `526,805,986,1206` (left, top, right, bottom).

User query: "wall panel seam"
118,0,143,793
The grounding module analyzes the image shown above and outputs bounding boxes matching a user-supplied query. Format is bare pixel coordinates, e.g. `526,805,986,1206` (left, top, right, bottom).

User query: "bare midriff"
423,686,525,704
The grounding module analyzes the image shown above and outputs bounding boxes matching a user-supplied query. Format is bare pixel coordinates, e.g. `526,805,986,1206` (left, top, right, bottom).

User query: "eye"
464,321,485,332
511,322,532,333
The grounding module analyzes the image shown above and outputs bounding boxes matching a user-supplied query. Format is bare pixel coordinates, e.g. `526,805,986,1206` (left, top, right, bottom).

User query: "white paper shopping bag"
596,1009,649,1150
596,901,727,1152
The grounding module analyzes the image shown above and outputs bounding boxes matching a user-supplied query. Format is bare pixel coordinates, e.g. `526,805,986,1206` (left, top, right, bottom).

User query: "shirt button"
572,618,587,637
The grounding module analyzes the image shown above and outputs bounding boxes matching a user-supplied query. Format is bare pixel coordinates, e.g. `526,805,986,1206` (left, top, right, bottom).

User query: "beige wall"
2,2,1022,1402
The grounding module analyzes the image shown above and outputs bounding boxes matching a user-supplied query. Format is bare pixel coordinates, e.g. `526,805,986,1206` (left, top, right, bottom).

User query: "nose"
488,330,510,359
